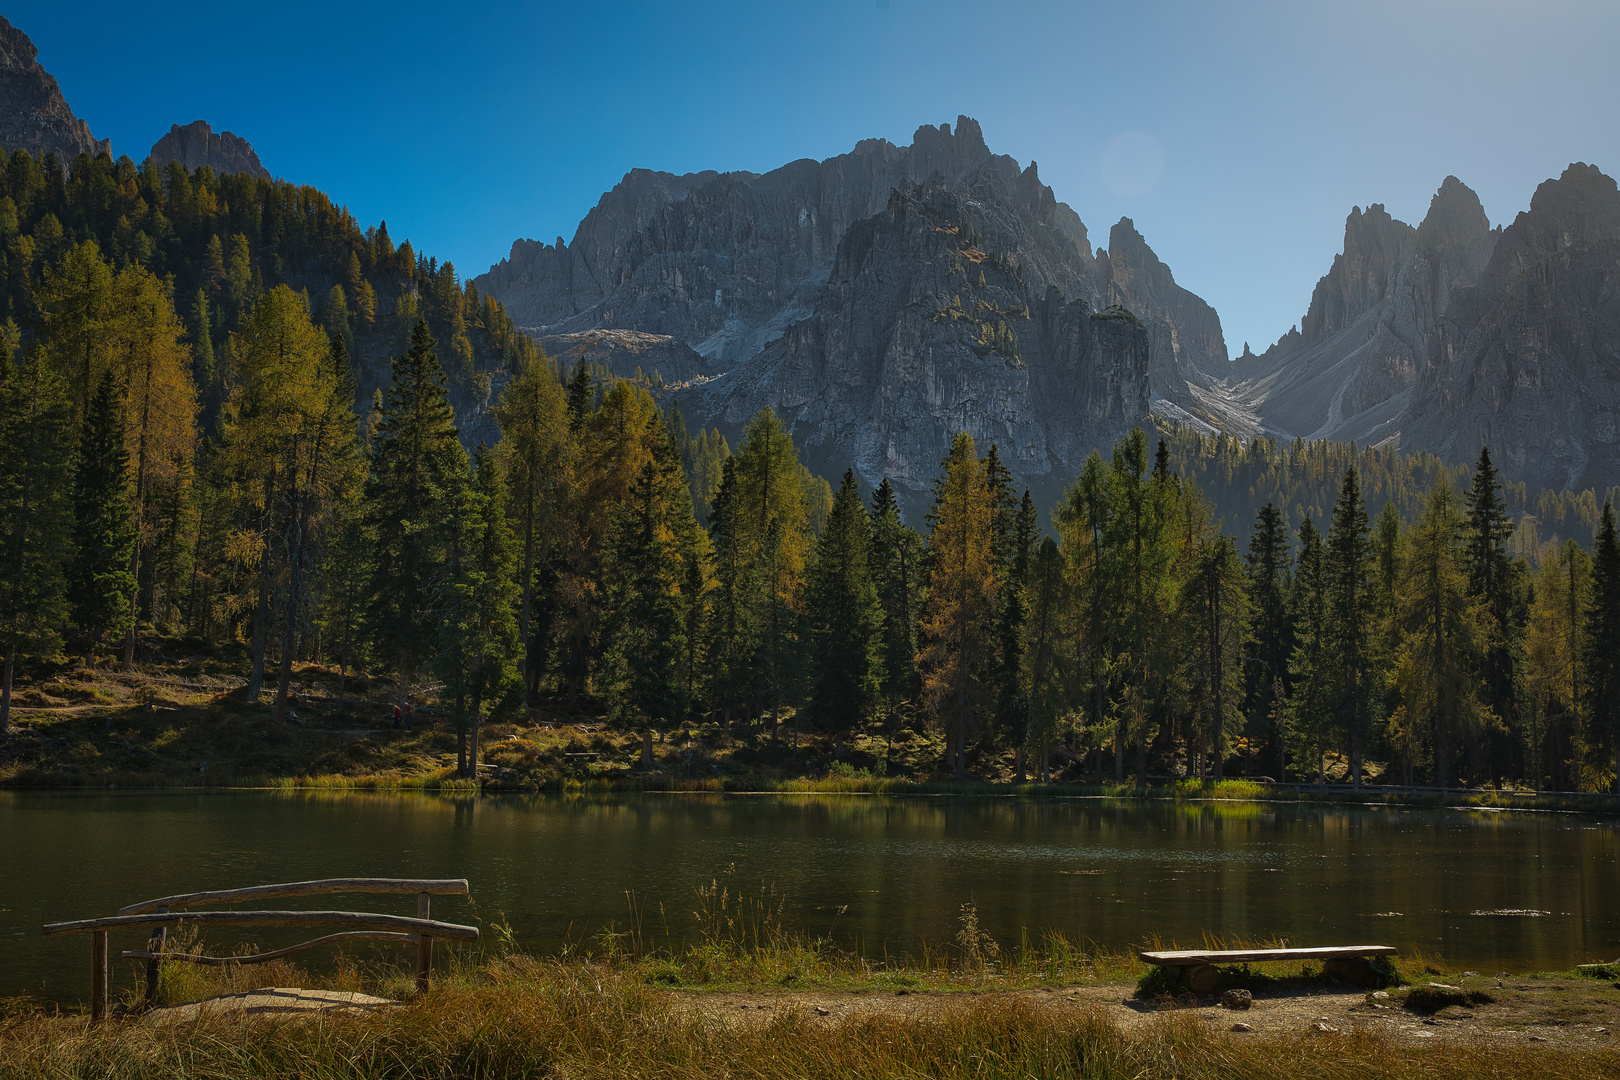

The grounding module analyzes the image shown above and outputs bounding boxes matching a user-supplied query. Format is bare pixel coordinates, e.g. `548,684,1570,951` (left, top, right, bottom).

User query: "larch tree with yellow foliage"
921,432,998,780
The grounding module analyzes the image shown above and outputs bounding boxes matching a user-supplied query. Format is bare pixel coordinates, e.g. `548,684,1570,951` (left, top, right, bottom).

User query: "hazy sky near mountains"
21,0,1620,356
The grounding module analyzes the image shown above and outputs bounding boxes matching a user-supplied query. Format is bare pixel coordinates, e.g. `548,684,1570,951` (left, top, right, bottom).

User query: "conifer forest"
2,148,1619,796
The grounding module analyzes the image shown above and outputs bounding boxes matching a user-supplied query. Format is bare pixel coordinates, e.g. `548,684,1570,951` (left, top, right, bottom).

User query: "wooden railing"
42,878,478,1022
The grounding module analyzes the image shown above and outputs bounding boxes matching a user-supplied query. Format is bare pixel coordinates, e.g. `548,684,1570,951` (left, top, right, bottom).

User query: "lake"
2,790,1617,1003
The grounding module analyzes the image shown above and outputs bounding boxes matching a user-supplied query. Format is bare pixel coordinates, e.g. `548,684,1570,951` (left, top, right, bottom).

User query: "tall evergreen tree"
1020,535,1069,782
1184,534,1252,780
1395,483,1495,787
867,478,926,706
1583,502,1620,793
1325,466,1374,787
0,349,75,731
67,373,137,664
438,444,521,776
1526,540,1588,789
1287,517,1330,782
1055,452,1115,780
600,433,708,755
1244,502,1292,776
1463,447,1524,780
493,358,571,698
365,319,469,704
565,358,592,432
804,470,884,733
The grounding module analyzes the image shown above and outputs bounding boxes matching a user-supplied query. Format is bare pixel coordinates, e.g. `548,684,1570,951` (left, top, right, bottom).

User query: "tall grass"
0,961,1610,1080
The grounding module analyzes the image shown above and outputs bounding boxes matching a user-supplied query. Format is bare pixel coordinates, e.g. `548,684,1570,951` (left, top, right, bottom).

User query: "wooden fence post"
415,892,433,992
142,906,167,1009
91,930,107,1023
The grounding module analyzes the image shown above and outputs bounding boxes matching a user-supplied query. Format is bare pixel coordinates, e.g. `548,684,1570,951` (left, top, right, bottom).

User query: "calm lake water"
2,790,1617,1003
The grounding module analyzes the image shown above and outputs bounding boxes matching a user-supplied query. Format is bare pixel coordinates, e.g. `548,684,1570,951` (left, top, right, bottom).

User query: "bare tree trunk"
245,553,271,701
1,651,12,735
471,701,482,778
397,649,411,708
273,601,297,724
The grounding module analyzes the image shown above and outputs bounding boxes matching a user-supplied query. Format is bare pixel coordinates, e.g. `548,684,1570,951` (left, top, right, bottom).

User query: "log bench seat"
1139,945,1397,993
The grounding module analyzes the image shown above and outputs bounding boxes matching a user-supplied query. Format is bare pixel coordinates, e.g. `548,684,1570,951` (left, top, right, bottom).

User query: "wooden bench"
43,877,478,1022
1139,945,1397,993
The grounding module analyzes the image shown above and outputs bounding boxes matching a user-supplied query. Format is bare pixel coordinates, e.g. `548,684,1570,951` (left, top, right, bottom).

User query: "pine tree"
0,348,75,731
1055,452,1115,780
1463,447,1524,779
1526,541,1588,789
1287,517,1330,782
36,239,115,423
990,488,1036,753
225,287,354,714
1104,429,1177,786
1395,483,1495,787
437,444,521,776
804,470,884,733
493,359,571,698
110,262,198,670
190,289,216,404
1185,534,1252,779
1583,502,1620,793
921,432,997,780
67,373,137,662
1020,535,1069,781
1325,465,1374,786
1244,502,1292,776
600,434,707,754
366,319,469,705
868,478,926,706
566,358,592,432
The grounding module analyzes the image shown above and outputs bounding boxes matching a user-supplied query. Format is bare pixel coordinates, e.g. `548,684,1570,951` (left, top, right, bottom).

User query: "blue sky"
18,0,1620,355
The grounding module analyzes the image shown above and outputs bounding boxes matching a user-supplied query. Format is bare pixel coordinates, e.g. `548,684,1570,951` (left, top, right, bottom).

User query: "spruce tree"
1244,502,1292,775
566,358,592,432
1020,535,1068,781
1463,447,1524,778
1325,466,1374,786
1287,517,1329,782
438,444,521,776
868,478,926,706
0,349,75,731
600,435,705,755
1583,502,1620,793
1185,534,1252,780
804,470,884,733
67,373,137,662
365,319,469,704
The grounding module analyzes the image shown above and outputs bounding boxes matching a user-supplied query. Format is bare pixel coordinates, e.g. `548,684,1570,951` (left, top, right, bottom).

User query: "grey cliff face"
698,178,1149,498
1404,163,1620,491
1232,178,1497,446
479,117,1219,497
0,16,107,162
149,121,270,180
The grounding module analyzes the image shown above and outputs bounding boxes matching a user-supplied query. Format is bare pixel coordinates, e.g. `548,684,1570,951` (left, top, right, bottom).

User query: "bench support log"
143,906,167,1009
90,931,107,1024
1184,964,1218,993
415,893,433,993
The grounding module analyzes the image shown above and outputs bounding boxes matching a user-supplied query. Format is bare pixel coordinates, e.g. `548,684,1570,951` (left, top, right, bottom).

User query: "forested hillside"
0,147,535,425
1,147,1619,798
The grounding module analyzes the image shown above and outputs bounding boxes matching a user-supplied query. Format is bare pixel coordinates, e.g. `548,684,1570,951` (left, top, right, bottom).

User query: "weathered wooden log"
118,878,469,916
121,931,418,966
1139,945,1395,967
44,910,479,942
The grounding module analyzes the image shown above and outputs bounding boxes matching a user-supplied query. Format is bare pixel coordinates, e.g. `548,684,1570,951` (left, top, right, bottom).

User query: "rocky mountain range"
0,15,107,162
477,117,1224,500
1402,163,1620,492
1225,177,1500,446
149,120,270,180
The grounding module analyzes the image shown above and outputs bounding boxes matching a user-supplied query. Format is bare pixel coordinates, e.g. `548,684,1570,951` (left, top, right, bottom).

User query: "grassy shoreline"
4,942,1617,1079
3,659,1618,816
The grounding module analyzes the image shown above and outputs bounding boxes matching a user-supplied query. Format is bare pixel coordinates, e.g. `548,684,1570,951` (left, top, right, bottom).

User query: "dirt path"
672,977,1620,1049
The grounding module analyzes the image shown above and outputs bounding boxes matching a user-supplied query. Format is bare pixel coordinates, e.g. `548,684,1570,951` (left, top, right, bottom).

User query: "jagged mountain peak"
149,120,271,180
0,15,108,162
